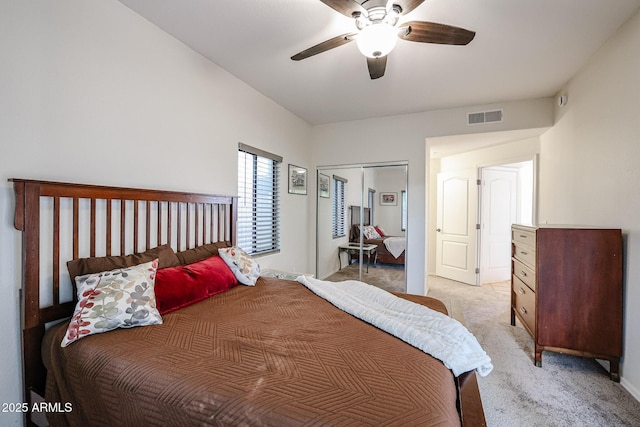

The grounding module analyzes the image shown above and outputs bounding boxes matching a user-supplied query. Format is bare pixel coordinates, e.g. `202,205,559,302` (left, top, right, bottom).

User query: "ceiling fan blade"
291,33,358,61
392,0,426,15
399,21,475,45
320,0,366,18
367,56,387,80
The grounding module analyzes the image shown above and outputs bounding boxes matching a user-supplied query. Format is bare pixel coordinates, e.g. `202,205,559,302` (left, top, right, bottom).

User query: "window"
368,188,375,225
237,143,282,255
401,190,407,231
332,175,347,238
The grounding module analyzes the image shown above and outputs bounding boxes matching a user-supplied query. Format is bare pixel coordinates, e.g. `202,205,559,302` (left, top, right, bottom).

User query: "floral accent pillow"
361,225,381,239
61,259,162,347
218,246,261,286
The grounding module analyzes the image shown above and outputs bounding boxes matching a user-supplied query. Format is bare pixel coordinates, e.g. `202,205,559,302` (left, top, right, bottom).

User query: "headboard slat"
133,200,139,253
106,199,113,256
157,202,162,246
214,204,219,243
196,203,200,247
53,197,60,306
90,199,96,257
168,203,173,248
146,201,152,250
120,200,126,255
218,204,223,242
187,203,191,249
72,198,79,259
177,203,183,251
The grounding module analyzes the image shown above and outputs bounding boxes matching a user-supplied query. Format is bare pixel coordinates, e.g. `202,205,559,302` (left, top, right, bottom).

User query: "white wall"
370,166,407,236
311,100,553,296
0,1,311,423
539,8,640,399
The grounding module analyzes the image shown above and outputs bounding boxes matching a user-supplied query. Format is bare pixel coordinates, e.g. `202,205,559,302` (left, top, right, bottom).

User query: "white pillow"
219,246,261,286
361,225,381,239
61,259,162,347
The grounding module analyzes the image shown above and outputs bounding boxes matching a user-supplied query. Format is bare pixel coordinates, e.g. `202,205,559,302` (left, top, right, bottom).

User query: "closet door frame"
315,161,408,284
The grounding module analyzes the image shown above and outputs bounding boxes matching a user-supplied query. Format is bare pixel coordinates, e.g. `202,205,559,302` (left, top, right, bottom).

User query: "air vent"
467,109,503,125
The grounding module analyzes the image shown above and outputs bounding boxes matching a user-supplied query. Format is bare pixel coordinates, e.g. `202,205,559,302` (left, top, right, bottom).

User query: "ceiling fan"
291,0,475,79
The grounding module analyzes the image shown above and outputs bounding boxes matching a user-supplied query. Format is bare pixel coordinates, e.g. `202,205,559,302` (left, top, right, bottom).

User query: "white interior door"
480,167,518,284
436,170,478,285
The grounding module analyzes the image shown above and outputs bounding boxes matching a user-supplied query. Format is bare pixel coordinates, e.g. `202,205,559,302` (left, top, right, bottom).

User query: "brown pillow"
145,244,181,269
176,241,231,265
67,244,181,282
350,224,360,241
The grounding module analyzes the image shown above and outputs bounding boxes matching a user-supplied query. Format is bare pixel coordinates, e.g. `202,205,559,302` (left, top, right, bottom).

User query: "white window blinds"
237,143,282,255
332,175,347,238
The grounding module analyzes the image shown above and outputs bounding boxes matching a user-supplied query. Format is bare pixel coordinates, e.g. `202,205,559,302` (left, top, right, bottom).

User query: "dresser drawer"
512,227,536,246
513,276,536,335
513,242,536,267
513,258,536,291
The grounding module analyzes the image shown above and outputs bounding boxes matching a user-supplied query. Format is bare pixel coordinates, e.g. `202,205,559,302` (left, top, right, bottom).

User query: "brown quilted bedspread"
43,277,459,426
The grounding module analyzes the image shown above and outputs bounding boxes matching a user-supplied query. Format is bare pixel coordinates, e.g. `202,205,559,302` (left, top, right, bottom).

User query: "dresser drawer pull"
520,306,528,315
520,251,528,256
520,270,528,277
518,287,526,295
519,234,528,239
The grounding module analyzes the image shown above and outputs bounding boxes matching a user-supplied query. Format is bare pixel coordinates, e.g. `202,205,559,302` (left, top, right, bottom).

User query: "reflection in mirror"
316,163,407,293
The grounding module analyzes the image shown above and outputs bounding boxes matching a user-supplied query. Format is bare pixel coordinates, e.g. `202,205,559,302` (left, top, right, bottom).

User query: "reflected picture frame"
288,164,307,195
318,173,330,198
380,192,397,206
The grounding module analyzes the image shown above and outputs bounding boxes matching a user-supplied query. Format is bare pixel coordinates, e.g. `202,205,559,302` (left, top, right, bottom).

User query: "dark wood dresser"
510,224,623,381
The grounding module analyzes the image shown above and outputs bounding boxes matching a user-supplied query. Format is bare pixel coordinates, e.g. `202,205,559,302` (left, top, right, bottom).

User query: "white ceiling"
118,0,640,125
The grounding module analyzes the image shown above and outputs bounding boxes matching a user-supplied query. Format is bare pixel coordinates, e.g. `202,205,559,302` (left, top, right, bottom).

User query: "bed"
349,206,405,265
11,179,485,426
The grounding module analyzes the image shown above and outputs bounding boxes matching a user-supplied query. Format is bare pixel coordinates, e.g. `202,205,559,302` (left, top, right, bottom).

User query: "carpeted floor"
427,275,640,427
322,267,640,425
325,262,406,293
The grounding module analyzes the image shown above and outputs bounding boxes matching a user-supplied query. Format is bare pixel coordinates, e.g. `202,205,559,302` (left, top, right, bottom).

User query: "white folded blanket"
383,236,405,258
297,276,493,377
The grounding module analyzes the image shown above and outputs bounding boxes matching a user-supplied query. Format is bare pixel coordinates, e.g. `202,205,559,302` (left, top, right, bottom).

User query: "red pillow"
374,226,385,237
154,255,238,314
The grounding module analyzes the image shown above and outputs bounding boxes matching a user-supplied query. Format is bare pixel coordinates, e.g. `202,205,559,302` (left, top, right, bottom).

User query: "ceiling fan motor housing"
354,4,401,30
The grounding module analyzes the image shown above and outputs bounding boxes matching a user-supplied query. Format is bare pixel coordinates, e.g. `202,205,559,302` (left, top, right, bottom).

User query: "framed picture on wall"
380,192,397,206
318,173,330,198
288,164,307,195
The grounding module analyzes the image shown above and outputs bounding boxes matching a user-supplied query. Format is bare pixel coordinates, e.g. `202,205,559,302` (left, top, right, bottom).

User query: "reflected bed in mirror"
349,205,406,265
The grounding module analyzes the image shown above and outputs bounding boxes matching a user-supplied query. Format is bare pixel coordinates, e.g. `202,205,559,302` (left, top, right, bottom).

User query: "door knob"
436,228,441,232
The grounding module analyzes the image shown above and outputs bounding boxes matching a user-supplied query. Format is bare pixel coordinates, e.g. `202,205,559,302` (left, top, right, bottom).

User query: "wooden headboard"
10,179,237,413
350,205,371,227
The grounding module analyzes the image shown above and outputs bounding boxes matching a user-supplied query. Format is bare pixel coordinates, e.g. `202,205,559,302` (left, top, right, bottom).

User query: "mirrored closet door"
316,163,408,293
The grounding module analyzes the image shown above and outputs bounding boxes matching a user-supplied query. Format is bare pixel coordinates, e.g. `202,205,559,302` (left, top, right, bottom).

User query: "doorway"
434,158,535,286
478,161,534,284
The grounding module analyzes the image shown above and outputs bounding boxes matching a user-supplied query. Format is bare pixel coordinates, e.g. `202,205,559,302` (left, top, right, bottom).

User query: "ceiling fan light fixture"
356,23,398,58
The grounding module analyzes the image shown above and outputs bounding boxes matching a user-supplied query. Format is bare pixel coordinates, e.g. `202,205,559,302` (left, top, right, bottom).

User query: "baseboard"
596,360,640,402
621,377,640,402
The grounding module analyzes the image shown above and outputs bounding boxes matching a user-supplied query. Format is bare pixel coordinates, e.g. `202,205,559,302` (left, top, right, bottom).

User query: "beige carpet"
427,275,640,427
322,268,640,425
324,263,406,293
